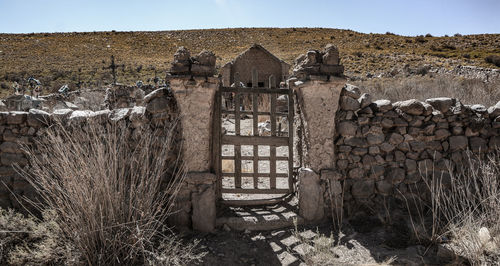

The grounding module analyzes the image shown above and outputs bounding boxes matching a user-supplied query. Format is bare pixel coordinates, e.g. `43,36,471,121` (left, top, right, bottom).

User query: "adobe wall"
229,48,284,87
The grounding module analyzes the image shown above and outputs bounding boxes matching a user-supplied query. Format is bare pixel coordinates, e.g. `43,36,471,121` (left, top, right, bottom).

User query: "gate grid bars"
214,69,294,202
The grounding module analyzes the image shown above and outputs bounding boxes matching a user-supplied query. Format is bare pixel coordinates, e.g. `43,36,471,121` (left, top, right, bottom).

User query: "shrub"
415,36,427,43
17,120,202,265
425,33,433,37
485,55,500,67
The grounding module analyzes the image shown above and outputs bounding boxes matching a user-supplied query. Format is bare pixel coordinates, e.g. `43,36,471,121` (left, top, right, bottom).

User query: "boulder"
372,100,392,112
337,121,358,137
298,168,324,222
425,97,455,113
449,136,468,151
394,99,425,115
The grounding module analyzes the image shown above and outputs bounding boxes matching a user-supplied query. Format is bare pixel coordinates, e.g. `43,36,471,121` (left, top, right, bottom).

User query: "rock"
68,110,94,121
394,99,425,115
192,184,216,233
487,101,500,118
298,168,324,221
344,137,367,147
352,148,367,156
426,98,455,113
358,93,372,109
369,146,380,155
410,141,426,152
449,136,468,151
340,96,360,110
348,168,365,179
471,104,487,113
418,159,433,176
7,111,27,125
490,136,500,150
434,129,451,140
388,133,404,145
351,179,375,199
478,227,491,245
322,44,340,65
109,108,130,121
146,97,170,114
376,180,393,195
380,142,395,153
372,100,392,112
366,133,384,145
1,153,27,166
469,137,487,153
27,109,50,127
338,121,357,137
0,142,21,154
386,167,405,184
381,118,394,128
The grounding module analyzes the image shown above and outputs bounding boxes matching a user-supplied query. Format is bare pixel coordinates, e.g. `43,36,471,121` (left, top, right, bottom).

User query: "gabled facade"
221,44,290,88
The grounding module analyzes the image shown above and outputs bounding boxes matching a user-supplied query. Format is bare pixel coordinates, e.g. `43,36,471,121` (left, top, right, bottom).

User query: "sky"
0,0,499,36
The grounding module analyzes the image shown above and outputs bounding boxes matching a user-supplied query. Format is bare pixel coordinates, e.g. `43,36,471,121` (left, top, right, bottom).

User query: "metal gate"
214,70,294,204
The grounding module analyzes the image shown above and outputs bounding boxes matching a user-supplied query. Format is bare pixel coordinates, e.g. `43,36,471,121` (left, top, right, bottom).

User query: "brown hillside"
0,27,499,98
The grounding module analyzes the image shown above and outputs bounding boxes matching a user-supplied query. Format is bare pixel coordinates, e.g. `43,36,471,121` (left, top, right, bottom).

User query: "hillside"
0,27,499,98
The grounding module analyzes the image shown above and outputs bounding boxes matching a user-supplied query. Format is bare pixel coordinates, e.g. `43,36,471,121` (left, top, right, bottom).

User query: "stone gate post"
290,44,346,222
166,47,219,232
168,76,219,232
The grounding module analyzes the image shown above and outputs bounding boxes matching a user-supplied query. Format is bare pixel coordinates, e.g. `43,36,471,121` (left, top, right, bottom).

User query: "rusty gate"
213,70,294,204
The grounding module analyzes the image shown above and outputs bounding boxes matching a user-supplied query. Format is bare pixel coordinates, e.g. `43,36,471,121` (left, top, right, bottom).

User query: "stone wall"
0,88,181,211
330,84,500,218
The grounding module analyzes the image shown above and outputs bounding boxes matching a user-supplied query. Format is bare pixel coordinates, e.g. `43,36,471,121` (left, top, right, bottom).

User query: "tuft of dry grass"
353,75,500,106
402,150,500,264
14,119,202,265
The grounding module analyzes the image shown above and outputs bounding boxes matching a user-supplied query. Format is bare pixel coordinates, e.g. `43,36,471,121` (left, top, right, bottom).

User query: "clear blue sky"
1,0,498,36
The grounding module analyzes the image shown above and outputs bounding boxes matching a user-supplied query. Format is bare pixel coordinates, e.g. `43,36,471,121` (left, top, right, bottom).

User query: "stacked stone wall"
331,84,500,217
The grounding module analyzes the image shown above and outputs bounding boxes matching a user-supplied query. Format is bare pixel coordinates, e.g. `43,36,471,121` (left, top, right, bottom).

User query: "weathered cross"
103,55,120,85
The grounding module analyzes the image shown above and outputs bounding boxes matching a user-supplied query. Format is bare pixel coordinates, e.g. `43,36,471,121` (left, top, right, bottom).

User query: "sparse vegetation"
485,54,500,67
8,120,203,265
353,75,500,106
0,28,499,98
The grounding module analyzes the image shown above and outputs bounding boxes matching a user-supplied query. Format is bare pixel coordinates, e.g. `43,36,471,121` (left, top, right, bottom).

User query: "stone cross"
103,55,118,85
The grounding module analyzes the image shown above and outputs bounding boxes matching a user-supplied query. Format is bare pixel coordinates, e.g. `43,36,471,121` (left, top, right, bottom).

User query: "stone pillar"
168,76,219,232
291,77,346,222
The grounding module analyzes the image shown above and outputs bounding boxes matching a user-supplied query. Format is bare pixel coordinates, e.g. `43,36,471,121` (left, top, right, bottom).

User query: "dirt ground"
210,118,454,265
221,117,292,201
187,217,451,265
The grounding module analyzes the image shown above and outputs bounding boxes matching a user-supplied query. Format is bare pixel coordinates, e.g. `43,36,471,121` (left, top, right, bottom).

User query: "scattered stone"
426,98,455,113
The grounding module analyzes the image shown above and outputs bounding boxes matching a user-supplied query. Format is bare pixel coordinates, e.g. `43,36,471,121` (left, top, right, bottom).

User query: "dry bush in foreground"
436,151,500,264
403,150,500,264
353,75,500,106
16,120,202,265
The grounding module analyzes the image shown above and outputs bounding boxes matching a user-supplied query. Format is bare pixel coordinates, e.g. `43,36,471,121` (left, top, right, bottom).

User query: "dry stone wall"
331,84,500,217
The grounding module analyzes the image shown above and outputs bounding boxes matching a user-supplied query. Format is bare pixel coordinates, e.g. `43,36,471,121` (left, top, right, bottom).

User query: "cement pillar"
168,77,219,232
291,77,346,222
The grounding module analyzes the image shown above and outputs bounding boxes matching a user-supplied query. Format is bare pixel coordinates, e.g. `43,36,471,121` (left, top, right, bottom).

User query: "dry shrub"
485,55,500,67
436,151,500,264
353,75,500,106
17,119,202,265
402,150,500,264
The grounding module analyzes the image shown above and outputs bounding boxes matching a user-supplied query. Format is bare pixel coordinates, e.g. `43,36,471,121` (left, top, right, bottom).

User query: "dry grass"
13,119,202,265
402,150,500,265
353,75,500,106
0,28,499,98
436,151,500,265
